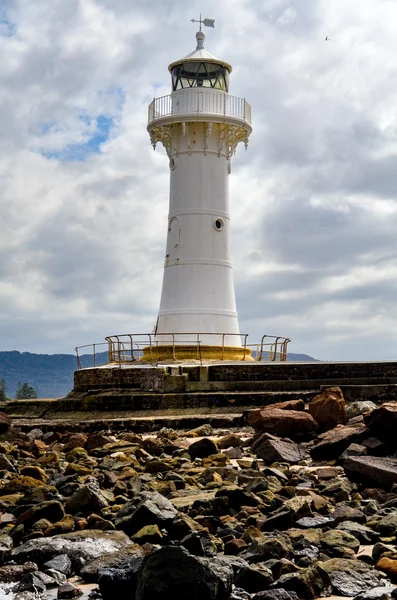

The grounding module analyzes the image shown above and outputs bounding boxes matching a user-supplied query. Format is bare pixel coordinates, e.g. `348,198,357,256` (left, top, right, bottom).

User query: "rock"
62,433,87,452
187,424,214,437
215,485,260,509
0,562,38,583
376,557,397,582
57,582,83,598
337,521,380,544
45,515,75,536
252,433,305,464
235,564,274,593
11,530,133,571
271,566,324,599
80,544,143,583
26,428,44,441
132,525,163,545
340,443,368,460
98,554,144,600
0,454,16,471
295,516,334,529
43,555,72,577
331,505,366,524
0,533,13,562
365,403,397,447
247,408,318,440
242,536,293,563
188,438,219,459
218,434,242,449
135,546,233,600
65,483,109,514
318,558,386,596
20,466,49,483
115,491,177,536
0,475,46,494
230,590,252,600
310,424,367,460
346,401,377,419
308,387,347,431
180,530,218,557
374,514,397,537
224,447,243,459
15,500,65,529
260,511,294,532
14,572,46,595
372,543,395,563
247,401,305,429
320,529,360,557
344,456,397,488
0,412,11,434
252,591,299,600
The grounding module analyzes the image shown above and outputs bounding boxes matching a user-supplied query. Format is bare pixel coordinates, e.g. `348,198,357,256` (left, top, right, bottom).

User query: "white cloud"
1,0,397,360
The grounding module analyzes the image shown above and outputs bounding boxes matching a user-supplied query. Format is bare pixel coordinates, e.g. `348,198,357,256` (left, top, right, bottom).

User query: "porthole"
169,157,176,170
214,218,224,231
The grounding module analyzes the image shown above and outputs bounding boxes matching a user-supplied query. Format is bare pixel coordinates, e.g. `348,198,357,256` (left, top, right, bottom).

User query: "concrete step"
186,377,397,392
335,383,397,402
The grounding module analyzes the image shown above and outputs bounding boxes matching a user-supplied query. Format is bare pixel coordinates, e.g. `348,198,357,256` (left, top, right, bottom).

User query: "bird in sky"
325,36,330,41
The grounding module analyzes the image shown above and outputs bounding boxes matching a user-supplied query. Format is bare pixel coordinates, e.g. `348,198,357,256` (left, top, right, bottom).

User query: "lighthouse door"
165,217,180,266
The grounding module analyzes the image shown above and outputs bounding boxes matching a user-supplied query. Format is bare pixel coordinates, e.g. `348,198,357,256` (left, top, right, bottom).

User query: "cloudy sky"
1,0,397,361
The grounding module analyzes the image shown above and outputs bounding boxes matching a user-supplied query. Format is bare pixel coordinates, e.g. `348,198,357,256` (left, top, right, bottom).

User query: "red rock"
224,538,248,555
376,557,397,581
0,412,11,434
248,408,318,440
252,432,305,463
308,387,347,431
310,424,367,461
343,455,397,488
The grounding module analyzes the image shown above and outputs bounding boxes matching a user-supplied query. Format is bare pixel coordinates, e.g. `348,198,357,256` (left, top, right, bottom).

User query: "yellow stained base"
142,344,254,362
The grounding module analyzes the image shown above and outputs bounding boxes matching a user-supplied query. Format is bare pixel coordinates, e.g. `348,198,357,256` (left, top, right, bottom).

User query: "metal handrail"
148,90,252,126
75,333,290,369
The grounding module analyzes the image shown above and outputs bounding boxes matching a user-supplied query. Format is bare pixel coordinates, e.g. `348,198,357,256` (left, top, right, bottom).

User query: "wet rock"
252,433,305,464
135,546,233,600
318,558,387,596
188,438,219,459
309,387,347,431
247,408,318,441
311,424,367,460
11,529,133,571
43,554,72,577
98,554,144,600
337,520,380,544
14,572,46,595
115,491,177,536
353,586,397,600
344,456,397,488
235,563,274,593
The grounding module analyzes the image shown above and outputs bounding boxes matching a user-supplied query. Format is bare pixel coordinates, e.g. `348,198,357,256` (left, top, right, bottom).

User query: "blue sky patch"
0,4,16,37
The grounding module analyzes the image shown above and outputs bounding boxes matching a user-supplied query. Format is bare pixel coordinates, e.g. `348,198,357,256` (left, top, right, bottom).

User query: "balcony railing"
148,90,252,127
75,333,290,369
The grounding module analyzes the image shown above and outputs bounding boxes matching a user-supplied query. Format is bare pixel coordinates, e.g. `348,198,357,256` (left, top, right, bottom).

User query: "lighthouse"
147,19,252,361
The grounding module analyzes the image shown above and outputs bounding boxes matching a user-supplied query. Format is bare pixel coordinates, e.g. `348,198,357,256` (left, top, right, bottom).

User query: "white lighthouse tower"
147,19,252,361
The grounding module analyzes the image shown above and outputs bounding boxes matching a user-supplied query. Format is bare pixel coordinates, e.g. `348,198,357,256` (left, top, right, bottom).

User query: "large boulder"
317,558,387,597
135,546,233,600
308,387,347,431
188,438,219,459
99,554,144,600
247,408,318,441
11,530,133,572
252,433,305,464
343,456,397,488
365,403,397,447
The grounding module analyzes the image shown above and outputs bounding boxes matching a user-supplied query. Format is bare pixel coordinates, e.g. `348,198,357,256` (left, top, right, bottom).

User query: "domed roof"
168,31,232,73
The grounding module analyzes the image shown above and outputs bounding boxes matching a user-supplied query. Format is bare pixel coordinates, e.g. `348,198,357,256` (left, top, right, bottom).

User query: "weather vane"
191,14,215,31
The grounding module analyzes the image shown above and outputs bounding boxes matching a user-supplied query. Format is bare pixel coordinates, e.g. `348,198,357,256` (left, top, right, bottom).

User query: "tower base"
142,345,254,362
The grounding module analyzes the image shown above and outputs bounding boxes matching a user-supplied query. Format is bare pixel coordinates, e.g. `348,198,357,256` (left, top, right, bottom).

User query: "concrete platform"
2,360,396,427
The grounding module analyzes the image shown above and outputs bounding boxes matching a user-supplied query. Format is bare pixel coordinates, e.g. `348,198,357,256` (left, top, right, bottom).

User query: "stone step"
186,377,397,392
335,383,397,402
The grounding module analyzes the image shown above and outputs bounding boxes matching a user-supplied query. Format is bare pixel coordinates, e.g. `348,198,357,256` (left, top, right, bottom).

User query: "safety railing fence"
75,333,290,369
148,91,251,125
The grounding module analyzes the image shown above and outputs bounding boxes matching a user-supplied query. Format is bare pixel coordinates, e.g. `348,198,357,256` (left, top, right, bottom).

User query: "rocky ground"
1,388,397,600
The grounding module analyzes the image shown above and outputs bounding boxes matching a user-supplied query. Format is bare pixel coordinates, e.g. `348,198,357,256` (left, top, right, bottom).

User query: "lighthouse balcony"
147,89,252,131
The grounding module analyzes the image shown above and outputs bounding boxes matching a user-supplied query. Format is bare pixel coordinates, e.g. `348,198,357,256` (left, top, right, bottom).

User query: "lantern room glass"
171,62,230,92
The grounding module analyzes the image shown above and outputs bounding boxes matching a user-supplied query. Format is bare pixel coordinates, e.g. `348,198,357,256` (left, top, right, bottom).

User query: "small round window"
169,157,176,170
214,218,224,231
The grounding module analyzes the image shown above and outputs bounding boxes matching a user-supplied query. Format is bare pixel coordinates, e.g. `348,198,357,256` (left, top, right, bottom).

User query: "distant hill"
0,350,318,399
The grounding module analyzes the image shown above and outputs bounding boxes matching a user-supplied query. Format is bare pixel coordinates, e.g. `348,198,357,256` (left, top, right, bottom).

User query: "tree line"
0,379,37,401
